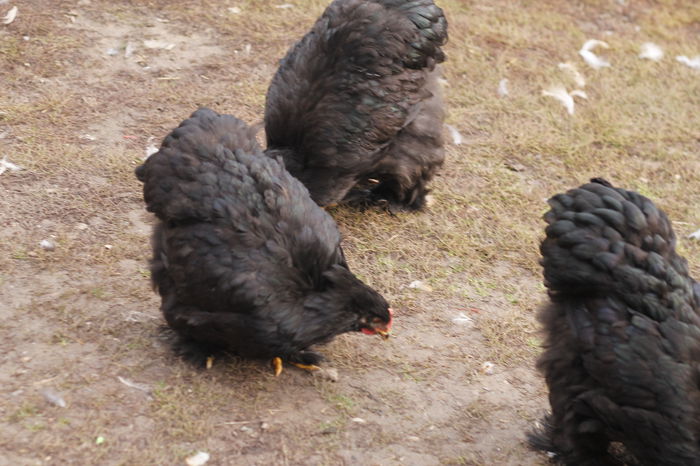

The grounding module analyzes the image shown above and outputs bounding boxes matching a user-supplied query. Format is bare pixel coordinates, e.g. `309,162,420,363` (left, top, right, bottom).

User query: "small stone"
505,161,526,172
481,361,495,375
313,367,339,382
42,389,66,408
185,451,210,466
408,280,432,292
39,239,55,251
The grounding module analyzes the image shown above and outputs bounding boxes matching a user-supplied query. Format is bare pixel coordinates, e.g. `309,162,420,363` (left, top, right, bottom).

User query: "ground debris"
579,39,610,69
145,137,159,159
445,124,462,145
558,62,586,87
39,239,56,251
143,39,175,50
117,376,151,393
185,451,210,466
497,78,509,96
0,156,22,175
505,160,526,172
688,228,700,240
480,361,495,375
2,5,17,25
41,389,66,408
452,312,473,326
124,41,136,58
639,42,663,61
408,280,433,292
313,367,339,382
676,55,700,70
542,86,587,115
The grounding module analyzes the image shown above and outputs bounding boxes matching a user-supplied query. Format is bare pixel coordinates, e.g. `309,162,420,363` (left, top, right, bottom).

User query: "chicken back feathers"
136,108,391,365
532,178,700,465
265,0,447,211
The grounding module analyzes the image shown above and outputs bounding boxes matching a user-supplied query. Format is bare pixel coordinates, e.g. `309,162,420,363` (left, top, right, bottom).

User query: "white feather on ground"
445,124,463,145
639,42,664,61
143,40,175,50
144,137,158,160
452,312,474,326
689,228,700,240
542,86,588,115
676,55,700,70
41,389,66,408
185,451,210,466
579,39,611,69
124,41,136,58
498,78,509,96
0,156,22,175
558,62,586,87
2,5,17,24
117,376,151,393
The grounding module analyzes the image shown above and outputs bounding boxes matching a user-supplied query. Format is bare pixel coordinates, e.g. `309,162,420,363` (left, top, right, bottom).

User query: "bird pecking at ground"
135,108,393,375
264,0,448,213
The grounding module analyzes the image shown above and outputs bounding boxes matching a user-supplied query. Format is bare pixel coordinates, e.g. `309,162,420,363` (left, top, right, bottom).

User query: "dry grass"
1,0,699,464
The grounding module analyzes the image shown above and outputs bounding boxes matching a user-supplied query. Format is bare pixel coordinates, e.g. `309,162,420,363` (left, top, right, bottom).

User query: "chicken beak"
376,329,390,340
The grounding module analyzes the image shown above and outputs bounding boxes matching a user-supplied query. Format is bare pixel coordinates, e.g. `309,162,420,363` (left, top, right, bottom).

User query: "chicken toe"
272,357,283,376
291,362,321,372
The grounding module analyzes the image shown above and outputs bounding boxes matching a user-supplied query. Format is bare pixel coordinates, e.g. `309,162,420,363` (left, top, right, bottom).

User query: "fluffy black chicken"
264,0,447,212
530,178,700,465
135,108,393,374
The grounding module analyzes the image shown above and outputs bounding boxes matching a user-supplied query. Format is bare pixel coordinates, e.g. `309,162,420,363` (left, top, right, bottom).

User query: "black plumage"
135,108,392,369
264,0,448,212
529,178,700,465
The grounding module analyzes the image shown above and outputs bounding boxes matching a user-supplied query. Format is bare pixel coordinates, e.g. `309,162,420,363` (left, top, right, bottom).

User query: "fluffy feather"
530,178,700,465
135,108,392,366
579,39,611,69
264,0,448,212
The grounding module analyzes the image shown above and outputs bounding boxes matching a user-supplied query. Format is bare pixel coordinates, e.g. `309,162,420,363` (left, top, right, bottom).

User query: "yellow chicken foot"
290,362,321,372
206,356,215,369
272,357,284,376
272,358,321,375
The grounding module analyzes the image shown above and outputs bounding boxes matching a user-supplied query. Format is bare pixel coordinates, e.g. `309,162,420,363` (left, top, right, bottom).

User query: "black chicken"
264,0,448,212
529,178,700,465
135,108,393,375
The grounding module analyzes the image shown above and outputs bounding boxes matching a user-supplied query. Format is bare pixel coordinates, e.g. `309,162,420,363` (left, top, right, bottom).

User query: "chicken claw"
272,357,283,376
291,362,321,372
206,356,215,369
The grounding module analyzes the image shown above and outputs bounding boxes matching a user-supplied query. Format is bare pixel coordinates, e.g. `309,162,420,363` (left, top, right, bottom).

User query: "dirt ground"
1,0,699,465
